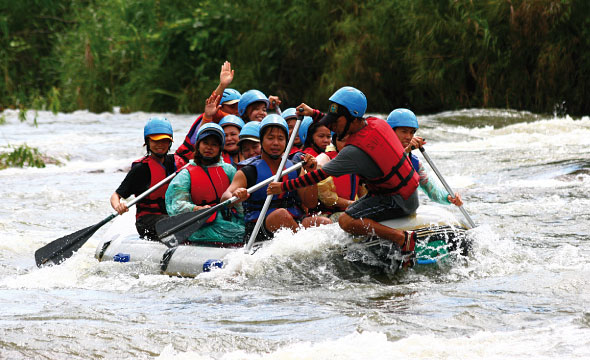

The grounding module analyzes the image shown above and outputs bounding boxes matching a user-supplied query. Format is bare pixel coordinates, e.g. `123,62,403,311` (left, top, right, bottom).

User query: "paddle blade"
34,214,116,267
156,209,213,246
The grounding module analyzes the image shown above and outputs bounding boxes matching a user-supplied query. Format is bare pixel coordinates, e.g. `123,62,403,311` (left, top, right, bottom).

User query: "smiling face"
148,138,171,156
222,125,240,153
393,126,417,148
240,139,261,159
246,102,268,122
261,127,286,158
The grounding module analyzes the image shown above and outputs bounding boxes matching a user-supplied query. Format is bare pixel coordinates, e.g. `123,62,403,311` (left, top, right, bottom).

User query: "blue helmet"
144,117,173,140
219,115,245,130
220,88,241,105
298,117,314,145
238,121,261,144
281,107,298,120
387,108,419,129
329,86,367,118
238,89,269,117
196,123,225,148
260,114,289,139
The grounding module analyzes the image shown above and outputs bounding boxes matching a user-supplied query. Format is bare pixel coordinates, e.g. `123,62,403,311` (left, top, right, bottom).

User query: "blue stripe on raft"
416,258,437,265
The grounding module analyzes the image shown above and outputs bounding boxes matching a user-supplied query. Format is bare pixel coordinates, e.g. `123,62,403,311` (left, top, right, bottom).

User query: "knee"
268,208,292,223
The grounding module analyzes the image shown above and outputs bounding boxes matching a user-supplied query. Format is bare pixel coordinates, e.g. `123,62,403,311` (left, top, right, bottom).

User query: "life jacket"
222,151,240,168
243,158,303,223
237,154,259,170
409,153,420,172
133,156,171,219
188,164,231,224
175,114,203,167
288,150,304,163
316,150,359,215
326,150,359,201
302,147,320,157
289,146,301,155
345,117,419,200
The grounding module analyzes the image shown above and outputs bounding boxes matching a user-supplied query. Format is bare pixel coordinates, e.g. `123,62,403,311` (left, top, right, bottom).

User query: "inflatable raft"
95,205,470,277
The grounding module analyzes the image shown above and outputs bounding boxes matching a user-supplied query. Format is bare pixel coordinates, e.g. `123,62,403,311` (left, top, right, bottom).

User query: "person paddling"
315,134,366,219
165,123,245,246
387,108,463,207
110,117,177,240
221,115,331,243
267,87,420,267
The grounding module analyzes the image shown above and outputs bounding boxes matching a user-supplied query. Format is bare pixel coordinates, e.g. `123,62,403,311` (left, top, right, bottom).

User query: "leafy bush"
0,144,61,169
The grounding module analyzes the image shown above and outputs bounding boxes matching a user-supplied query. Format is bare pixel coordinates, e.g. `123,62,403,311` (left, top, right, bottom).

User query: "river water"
1,108,589,359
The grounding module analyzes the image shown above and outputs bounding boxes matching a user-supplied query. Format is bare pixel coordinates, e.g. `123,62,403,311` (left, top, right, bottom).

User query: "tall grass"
2,0,590,116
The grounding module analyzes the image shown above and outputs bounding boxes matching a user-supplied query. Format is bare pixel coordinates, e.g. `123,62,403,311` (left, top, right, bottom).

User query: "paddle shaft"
419,147,476,228
244,113,303,253
125,163,188,208
34,162,188,267
273,101,282,116
158,162,304,246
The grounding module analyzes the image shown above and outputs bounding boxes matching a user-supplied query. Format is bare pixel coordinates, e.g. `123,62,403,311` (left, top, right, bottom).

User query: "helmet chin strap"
146,141,171,158
336,120,352,141
312,142,325,154
195,151,218,166
262,147,282,160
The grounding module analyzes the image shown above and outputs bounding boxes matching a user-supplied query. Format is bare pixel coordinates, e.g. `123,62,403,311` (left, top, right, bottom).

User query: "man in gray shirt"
267,87,420,267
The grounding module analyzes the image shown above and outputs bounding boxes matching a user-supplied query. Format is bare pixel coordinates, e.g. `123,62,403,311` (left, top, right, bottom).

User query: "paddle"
243,110,304,253
156,162,304,248
273,101,282,116
418,147,476,228
34,163,189,267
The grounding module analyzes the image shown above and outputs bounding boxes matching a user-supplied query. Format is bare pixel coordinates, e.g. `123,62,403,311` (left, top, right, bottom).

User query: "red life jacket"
133,156,169,219
326,150,359,201
188,164,231,224
174,114,204,168
302,147,320,157
222,151,239,167
289,146,301,155
345,117,419,200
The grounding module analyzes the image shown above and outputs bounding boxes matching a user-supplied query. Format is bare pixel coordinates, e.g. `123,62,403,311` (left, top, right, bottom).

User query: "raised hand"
219,61,234,88
204,92,221,118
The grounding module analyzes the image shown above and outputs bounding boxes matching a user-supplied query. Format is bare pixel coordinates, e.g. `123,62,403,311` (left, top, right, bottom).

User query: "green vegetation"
1,0,589,115
0,144,61,169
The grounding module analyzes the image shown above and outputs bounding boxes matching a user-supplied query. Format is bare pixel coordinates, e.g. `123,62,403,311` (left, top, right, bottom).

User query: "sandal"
400,231,416,269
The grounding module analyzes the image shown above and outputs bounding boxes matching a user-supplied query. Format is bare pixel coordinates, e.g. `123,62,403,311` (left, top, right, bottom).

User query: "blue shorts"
345,190,419,222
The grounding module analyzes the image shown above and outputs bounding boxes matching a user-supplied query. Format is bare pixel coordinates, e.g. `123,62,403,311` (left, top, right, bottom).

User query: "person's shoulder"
220,161,237,175
238,155,261,168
